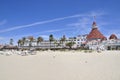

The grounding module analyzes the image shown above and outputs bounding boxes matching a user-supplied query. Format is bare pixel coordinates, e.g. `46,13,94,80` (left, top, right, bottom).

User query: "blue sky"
0,0,120,45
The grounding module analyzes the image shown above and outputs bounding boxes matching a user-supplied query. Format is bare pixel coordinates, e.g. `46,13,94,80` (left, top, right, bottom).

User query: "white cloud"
68,18,91,28
89,10,107,17
39,29,64,34
34,28,73,35
67,18,91,35
0,10,107,34
0,14,83,33
67,11,107,35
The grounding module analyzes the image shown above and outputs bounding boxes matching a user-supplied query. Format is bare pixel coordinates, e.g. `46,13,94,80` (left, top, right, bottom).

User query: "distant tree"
49,34,54,49
60,35,66,47
22,37,26,46
28,36,34,47
22,37,26,41
10,38,13,45
66,42,75,49
37,37,44,46
17,39,22,46
54,40,57,48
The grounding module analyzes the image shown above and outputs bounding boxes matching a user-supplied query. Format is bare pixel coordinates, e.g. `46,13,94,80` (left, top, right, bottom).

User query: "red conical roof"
109,34,117,39
87,21,106,40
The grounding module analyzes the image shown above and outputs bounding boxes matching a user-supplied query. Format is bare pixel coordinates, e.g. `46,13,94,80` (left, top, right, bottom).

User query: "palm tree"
10,38,13,45
18,39,22,46
22,37,26,46
54,40,57,48
22,37,26,41
60,35,66,48
49,34,54,49
28,36,34,47
37,37,44,46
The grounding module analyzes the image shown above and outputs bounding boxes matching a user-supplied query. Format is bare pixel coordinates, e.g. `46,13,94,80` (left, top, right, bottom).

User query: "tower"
87,21,106,40
92,21,98,29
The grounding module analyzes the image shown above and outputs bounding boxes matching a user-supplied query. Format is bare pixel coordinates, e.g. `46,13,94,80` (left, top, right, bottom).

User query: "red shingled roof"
87,28,106,39
87,21,106,40
109,34,117,39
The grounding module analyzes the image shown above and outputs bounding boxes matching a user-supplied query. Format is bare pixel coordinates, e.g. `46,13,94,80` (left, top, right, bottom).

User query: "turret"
87,21,106,40
92,21,98,29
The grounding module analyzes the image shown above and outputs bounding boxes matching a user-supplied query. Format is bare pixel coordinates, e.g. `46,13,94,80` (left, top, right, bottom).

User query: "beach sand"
0,50,120,80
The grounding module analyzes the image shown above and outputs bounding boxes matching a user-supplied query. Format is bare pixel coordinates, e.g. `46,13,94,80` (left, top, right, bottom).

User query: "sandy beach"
0,50,120,80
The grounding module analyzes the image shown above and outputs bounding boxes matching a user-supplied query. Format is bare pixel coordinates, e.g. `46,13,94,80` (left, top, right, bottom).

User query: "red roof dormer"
109,34,117,40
